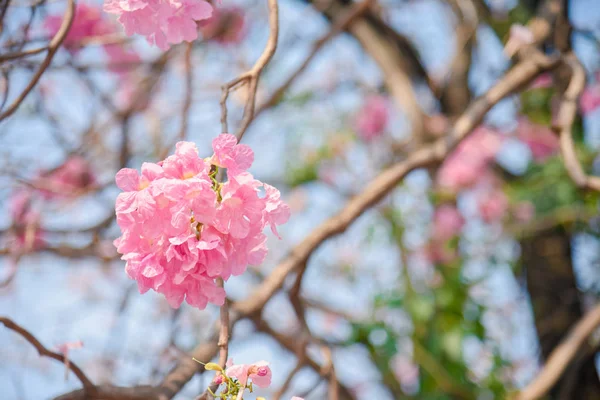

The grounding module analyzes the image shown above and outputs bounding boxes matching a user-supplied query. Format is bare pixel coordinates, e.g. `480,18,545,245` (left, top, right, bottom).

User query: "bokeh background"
1,0,600,399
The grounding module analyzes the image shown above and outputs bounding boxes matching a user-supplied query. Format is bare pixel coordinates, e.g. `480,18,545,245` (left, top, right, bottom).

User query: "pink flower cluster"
114,134,290,309
354,95,389,141
104,0,213,50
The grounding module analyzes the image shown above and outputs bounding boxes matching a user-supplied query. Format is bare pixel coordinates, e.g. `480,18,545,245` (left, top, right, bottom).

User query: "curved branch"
0,317,94,390
0,0,75,122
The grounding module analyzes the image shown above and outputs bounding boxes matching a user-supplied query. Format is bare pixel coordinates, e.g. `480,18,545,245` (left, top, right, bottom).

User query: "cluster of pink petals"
103,0,213,50
432,204,464,242
114,134,290,309
198,6,246,45
515,118,559,162
437,126,503,191
36,156,97,199
354,95,389,141
225,359,272,388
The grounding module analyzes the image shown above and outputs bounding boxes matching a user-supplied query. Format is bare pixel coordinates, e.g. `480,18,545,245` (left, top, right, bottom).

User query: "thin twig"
179,42,194,141
0,0,75,121
0,317,94,389
220,0,279,139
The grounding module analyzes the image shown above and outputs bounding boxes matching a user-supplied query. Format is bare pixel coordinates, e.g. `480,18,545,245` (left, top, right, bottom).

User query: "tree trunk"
521,226,600,400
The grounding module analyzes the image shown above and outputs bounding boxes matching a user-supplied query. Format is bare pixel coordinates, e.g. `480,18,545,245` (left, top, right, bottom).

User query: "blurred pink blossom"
9,190,44,251
529,73,553,89
437,126,503,190
354,95,389,141
432,204,464,241
513,201,535,223
198,6,246,45
37,156,96,199
580,83,600,115
392,355,419,389
477,189,508,222
45,4,113,52
516,118,559,162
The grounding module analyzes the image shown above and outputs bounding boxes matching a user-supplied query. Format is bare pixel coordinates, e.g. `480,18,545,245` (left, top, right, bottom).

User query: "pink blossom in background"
354,95,389,141
114,134,290,309
432,204,465,241
225,359,272,388
580,83,600,115
103,0,213,50
37,156,96,198
477,189,508,222
515,118,559,162
198,6,246,45
291,397,304,400
513,201,535,223
392,355,419,390
437,126,503,190
105,44,142,77
9,190,44,251
529,73,553,89
45,3,114,52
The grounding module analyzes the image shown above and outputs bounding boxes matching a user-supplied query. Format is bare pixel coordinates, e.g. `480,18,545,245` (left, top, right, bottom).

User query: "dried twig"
0,0,75,121
0,317,94,390
220,0,279,138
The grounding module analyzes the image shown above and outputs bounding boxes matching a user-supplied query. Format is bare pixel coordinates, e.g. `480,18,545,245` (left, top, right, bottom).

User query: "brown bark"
521,226,600,400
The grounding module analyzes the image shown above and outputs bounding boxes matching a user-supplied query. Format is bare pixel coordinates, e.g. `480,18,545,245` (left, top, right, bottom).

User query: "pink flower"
437,126,503,190
210,134,253,177
516,118,559,162
104,0,213,50
291,397,304,400
114,134,289,309
225,359,272,388
198,6,246,44
432,205,464,241
263,184,291,239
354,95,389,141
45,4,114,52
477,189,508,222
